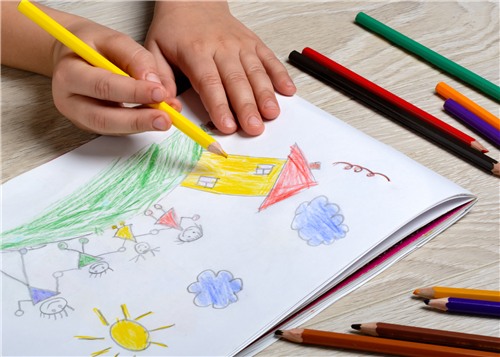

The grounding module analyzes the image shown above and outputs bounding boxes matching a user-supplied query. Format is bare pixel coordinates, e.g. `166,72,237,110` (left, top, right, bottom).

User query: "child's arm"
145,1,296,136
1,1,181,135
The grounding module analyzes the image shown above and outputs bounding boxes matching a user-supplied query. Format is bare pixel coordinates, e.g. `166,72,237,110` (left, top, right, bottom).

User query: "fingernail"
248,115,262,127
222,117,236,129
153,117,167,131
146,73,162,84
264,100,278,110
152,88,164,103
286,81,295,88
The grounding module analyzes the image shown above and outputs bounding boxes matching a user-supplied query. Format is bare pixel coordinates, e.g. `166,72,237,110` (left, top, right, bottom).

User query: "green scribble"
1,131,202,249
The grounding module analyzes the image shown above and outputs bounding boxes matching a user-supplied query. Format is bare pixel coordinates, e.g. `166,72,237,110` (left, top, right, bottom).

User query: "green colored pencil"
355,12,500,102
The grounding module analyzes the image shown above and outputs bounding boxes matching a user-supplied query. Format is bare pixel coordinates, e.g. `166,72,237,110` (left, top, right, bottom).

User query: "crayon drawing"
75,304,174,355
144,205,203,243
1,131,203,250
181,143,318,211
332,162,390,181
292,196,349,246
188,270,243,308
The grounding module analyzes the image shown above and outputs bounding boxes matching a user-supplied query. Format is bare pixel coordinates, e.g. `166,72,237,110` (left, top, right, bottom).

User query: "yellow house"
181,152,286,196
181,144,319,211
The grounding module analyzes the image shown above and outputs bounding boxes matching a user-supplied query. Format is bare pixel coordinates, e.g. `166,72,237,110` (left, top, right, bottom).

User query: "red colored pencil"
301,47,488,153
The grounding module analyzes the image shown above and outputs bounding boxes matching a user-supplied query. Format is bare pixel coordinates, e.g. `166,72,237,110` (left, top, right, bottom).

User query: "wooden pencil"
436,82,500,131
355,12,500,101
301,47,488,153
425,298,500,317
288,50,500,176
414,287,500,302
275,329,499,357
352,322,500,352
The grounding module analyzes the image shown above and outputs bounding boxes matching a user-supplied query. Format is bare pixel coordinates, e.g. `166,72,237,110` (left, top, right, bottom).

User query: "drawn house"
181,144,318,211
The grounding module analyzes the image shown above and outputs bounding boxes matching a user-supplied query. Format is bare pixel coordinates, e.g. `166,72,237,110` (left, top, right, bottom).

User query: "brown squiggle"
332,162,390,182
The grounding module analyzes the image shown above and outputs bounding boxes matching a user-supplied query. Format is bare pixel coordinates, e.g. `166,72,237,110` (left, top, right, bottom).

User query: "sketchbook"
1,89,475,357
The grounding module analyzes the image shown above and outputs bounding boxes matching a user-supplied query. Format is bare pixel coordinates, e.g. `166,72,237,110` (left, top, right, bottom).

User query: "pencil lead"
424,299,430,305
413,289,420,295
351,324,361,330
275,330,283,336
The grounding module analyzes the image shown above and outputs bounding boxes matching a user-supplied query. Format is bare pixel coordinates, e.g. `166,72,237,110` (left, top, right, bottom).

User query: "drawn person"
0,248,73,318
145,204,203,243
130,242,160,263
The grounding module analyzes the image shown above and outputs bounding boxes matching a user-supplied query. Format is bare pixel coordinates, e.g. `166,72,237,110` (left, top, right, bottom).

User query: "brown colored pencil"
275,329,499,357
352,322,500,352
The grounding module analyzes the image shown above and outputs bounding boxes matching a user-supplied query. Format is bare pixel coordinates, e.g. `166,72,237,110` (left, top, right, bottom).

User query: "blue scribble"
188,270,243,308
291,196,348,246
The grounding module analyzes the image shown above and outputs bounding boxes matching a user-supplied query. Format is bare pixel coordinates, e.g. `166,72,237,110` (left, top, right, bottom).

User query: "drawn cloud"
188,270,243,309
291,196,348,246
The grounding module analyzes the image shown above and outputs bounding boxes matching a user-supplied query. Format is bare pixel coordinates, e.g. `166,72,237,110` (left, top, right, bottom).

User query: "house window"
255,164,275,175
196,176,219,188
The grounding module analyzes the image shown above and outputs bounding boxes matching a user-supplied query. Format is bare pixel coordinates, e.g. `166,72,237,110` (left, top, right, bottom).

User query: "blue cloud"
188,270,243,308
291,196,348,246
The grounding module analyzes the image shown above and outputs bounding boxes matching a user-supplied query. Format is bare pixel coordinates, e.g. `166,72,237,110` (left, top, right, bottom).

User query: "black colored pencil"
288,51,499,176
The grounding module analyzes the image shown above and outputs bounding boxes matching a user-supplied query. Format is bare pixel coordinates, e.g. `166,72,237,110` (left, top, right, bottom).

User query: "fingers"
240,50,280,120
215,51,265,136
146,40,178,99
257,45,296,96
60,95,172,135
182,55,238,134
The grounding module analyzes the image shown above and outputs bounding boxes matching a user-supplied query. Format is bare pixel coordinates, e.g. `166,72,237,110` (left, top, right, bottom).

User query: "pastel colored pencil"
17,0,227,158
276,329,499,357
352,322,500,352
426,298,500,317
414,287,500,302
301,47,487,153
355,12,500,101
288,50,500,176
436,82,500,131
444,99,500,147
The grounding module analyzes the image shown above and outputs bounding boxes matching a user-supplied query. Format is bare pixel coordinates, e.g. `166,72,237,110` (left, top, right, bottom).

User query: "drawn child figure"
0,248,74,318
144,204,203,243
130,241,160,263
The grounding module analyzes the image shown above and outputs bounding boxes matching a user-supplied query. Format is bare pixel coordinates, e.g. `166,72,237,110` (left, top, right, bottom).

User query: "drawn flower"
188,270,243,309
291,196,348,246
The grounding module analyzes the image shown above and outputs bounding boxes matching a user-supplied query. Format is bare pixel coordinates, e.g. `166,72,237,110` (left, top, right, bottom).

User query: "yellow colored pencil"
414,286,500,302
18,0,227,158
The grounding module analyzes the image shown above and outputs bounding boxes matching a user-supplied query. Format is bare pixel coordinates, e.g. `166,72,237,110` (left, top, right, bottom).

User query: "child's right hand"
50,18,182,135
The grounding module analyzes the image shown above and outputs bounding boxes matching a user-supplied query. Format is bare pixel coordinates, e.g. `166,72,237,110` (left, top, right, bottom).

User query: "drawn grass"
1,131,202,249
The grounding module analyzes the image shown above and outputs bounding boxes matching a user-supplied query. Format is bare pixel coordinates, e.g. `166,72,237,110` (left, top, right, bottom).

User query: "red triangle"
157,208,181,230
259,144,317,211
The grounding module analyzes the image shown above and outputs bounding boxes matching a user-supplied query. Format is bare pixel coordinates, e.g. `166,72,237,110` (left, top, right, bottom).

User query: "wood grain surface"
1,2,499,356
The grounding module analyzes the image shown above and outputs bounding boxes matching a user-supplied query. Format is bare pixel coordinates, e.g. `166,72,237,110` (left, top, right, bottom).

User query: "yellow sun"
75,304,174,356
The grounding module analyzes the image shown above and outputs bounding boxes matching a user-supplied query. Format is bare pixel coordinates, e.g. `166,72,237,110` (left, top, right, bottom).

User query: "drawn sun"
75,304,174,356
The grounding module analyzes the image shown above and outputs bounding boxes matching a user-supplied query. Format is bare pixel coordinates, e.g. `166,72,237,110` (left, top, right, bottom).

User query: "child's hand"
145,1,296,136
51,19,182,135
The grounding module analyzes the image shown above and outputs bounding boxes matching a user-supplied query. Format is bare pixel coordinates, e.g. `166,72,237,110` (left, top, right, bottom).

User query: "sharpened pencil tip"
222,150,228,159
413,289,420,295
275,330,283,336
351,324,361,330
424,299,430,305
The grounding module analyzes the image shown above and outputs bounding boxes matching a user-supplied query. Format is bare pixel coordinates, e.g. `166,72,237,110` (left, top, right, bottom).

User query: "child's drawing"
1,131,203,250
181,143,318,211
112,221,160,262
291,196,349,246
332,162,390,181
188,270,243,308
1,248,74,318
144,204,203,243
75,304,174,354
130,242,160,262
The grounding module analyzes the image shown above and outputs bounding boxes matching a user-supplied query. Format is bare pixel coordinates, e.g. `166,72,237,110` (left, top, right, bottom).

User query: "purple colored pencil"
426,297,500,317
444,99,500,147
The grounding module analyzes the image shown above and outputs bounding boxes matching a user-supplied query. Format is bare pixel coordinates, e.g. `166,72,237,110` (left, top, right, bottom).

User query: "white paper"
1,90,473,356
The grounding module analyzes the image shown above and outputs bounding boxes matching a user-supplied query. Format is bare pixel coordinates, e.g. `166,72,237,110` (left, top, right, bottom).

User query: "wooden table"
2,2,499,356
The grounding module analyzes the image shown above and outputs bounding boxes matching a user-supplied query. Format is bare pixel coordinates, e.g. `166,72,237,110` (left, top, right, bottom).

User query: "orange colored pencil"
414,287,500,302
276,329,498,357
436,82,500,131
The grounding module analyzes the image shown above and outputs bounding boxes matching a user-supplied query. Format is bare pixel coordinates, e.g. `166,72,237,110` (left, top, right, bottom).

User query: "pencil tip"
222,150,228,159
424,299,430,305
275,330,283,336
351,324,361,330
413,289,420,295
